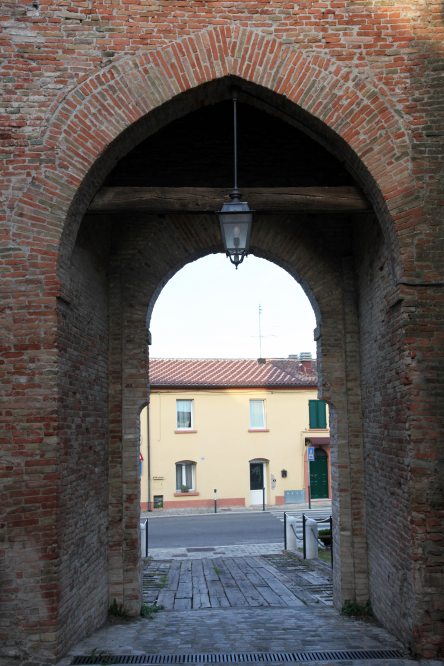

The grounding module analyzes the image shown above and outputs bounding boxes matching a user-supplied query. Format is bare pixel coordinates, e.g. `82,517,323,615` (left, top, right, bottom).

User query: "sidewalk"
146,542,285,560
141,500,332,519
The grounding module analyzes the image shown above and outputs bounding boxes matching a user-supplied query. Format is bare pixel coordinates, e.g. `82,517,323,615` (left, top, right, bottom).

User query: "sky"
149,254,317,359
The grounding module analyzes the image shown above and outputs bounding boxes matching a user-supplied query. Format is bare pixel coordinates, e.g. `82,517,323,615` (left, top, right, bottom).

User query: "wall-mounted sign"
307,447,315,461
271,474,276,490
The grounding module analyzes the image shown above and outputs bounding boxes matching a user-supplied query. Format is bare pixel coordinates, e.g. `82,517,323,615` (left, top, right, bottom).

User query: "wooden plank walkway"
158,556,306,611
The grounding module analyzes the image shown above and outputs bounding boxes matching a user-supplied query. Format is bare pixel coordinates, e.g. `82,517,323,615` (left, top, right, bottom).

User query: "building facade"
140,358,330,510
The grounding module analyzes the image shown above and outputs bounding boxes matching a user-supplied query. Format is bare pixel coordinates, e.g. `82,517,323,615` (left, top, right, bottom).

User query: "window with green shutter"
309,400,327,429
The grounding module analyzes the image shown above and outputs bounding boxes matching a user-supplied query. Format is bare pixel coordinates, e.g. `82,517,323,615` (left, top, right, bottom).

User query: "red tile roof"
149,358,317,388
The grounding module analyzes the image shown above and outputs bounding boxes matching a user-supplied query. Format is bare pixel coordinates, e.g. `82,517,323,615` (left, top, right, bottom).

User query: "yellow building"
140,358,330,510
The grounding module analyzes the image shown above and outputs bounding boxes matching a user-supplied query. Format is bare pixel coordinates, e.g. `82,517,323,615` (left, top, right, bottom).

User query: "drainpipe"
147,400,151,512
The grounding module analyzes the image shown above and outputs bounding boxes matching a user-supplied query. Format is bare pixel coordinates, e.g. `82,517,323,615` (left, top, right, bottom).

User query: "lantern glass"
217,201,253,255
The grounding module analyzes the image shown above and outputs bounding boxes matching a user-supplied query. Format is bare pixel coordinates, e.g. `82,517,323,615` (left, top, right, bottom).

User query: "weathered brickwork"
354,213,418,646
0,1,443,662
56,219,110,653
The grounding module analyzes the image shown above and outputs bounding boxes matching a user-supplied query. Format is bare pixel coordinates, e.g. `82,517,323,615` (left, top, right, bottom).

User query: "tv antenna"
250,304,275,358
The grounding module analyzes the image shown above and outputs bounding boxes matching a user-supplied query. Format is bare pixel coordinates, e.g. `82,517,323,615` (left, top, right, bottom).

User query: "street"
147,512,283,549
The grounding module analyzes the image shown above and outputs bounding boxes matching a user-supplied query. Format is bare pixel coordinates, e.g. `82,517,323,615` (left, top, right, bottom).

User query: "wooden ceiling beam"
88,186,371,213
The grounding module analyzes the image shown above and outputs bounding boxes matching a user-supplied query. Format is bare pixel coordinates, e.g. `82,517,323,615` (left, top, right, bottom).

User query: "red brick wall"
1,4,443,660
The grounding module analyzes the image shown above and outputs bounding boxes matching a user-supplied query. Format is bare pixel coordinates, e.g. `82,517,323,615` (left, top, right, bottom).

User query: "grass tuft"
90,648,119,665
140,603,165,619
340,599,373,617
108,598,128,618
157,575,168,589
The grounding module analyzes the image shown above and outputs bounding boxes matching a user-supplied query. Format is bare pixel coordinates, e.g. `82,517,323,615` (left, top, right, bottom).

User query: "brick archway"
4,26,439,665
11,26,416,278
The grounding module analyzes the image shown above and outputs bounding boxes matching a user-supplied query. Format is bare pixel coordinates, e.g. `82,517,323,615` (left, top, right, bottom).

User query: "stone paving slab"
143,555,333,611
143,554,332,609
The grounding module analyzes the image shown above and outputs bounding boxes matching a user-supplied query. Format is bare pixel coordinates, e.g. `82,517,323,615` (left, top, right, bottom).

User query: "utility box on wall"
284,490,305,504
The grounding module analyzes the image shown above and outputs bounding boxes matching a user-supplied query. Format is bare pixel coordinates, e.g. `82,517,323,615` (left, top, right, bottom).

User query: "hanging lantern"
215,88,254,269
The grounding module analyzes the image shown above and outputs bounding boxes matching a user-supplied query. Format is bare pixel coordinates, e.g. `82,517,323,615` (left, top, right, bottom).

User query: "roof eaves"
149,382,317,390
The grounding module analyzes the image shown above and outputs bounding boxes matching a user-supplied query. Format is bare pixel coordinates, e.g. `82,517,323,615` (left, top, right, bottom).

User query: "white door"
250,462,267,505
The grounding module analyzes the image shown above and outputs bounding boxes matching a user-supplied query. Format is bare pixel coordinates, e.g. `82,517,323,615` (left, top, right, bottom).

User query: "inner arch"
145,247,322,334
58,76,399,276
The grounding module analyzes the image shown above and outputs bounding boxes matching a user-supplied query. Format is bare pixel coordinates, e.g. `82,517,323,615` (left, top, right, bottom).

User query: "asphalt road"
147,512,283,549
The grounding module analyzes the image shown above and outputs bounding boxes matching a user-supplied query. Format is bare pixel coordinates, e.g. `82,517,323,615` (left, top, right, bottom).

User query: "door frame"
309,449,329,499
249,459,268,505
304,445,331,503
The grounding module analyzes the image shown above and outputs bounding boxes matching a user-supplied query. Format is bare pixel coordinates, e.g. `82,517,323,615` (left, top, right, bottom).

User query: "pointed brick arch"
13,25,418,277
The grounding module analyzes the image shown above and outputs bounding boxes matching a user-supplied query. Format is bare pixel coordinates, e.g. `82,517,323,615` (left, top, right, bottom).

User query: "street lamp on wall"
216,88,254,269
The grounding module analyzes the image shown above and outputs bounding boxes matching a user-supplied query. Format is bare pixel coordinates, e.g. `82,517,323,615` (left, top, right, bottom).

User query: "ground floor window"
153,495,164,508
176,461,195,492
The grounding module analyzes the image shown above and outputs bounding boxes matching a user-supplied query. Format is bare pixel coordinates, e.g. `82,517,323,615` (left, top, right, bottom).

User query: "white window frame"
249,400,266,430
176,399,194,430
176,462,195,492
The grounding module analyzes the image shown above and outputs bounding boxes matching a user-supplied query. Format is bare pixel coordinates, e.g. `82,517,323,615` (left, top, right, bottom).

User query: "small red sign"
140,452,144,461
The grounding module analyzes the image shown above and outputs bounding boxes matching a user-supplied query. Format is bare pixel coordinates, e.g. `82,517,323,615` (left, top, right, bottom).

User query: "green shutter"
317,401,327,428
309,400,327,428
309,400,317,428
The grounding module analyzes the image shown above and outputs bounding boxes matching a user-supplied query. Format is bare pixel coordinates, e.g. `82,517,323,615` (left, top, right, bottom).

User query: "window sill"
174,491,199,496
175,430,197,434
308,428,328,431
248,429,270,433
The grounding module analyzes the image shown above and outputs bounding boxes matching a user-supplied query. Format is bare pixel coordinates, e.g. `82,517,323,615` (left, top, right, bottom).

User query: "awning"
305,437,330,445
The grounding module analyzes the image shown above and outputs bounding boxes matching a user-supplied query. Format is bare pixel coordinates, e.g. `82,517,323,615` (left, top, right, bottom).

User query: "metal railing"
284,511,333,569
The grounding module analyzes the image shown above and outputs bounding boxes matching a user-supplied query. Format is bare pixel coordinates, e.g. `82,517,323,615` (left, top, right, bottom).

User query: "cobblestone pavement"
67,606,405,656
141,501,332,519
147,542,285,560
